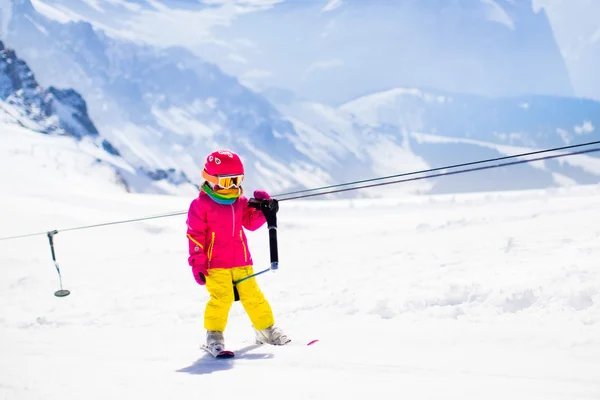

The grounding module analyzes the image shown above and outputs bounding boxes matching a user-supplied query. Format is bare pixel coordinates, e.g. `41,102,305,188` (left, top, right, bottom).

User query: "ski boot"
255,324,291,346
206,330,225,353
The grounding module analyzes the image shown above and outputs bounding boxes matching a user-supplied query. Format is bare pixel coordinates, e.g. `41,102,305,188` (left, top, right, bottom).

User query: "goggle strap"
202,169,219,185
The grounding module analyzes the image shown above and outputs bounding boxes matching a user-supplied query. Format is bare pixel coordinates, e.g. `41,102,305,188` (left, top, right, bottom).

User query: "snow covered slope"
0,165,599,399
0,117,196,196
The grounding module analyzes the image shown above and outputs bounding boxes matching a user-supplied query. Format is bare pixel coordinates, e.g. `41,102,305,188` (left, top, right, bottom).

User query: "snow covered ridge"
0,40,196,194
341,86,600,149
0,40,110,144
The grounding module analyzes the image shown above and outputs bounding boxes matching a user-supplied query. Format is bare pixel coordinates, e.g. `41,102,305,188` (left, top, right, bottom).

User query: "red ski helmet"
202,150,245,188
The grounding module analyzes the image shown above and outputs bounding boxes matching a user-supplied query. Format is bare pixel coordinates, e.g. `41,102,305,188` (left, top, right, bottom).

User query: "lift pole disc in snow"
47,231,70,298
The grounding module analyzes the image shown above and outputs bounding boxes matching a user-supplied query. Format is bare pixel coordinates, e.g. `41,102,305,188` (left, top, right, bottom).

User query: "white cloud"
81,0,104,13
228,53,249,64
105,0,142,12
242,69,272,79
320,19,336,38
31,0,82,23
481,0,515,30
123,4,237,47
32,0,136,39
146,0,167,11
574,121,594,135
31,0,279,51
203,0,283,14
305,59,344,75
322,0,343,12
240,68,272,90
557,128,571,144
592,26,600,44
234,38,258,48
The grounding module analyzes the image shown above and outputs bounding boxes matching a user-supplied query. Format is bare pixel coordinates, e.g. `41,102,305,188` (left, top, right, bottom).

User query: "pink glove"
253,190,271,200
191,263,208,286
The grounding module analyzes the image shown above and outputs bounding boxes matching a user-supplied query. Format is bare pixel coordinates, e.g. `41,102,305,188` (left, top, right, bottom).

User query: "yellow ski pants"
204,266,274,332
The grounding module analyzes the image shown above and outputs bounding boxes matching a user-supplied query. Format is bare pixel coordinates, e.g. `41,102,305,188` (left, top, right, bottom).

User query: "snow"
0,122,126,197
340,88,451,127
364,135,433,194
0,101,45,132
2,119,600,399
151,105,216,139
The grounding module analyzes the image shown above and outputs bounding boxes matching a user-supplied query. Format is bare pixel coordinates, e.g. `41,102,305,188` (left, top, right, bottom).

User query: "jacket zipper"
207,232,215,261
230,204,235,237
240,229,248,262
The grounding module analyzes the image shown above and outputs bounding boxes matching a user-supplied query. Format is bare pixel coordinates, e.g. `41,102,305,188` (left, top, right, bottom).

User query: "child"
186,149,289,353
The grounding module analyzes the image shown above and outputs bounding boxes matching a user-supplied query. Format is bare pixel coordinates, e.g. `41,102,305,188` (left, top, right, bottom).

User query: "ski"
254,339,319,347
201,344,235,359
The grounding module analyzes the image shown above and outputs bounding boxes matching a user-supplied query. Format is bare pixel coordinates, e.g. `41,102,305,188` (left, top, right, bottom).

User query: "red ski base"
215,350,235,359
201,345,235,358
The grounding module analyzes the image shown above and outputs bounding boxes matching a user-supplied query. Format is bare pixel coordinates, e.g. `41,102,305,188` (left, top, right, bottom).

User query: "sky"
25,0,600,101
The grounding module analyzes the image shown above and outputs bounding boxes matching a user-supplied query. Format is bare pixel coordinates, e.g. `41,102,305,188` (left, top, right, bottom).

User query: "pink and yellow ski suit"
186,191,274,331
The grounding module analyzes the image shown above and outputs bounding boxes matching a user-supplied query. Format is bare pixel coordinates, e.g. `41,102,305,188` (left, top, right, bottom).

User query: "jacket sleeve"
186,199,207,268
241,196,267,231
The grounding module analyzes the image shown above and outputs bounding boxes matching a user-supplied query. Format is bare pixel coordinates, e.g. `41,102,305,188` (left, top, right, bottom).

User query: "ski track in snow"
1,157,600,398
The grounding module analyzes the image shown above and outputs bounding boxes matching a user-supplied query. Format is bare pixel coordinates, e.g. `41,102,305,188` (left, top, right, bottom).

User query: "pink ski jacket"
186,192,266,270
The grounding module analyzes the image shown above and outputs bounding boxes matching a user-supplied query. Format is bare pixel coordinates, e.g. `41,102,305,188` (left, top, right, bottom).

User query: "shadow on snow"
176,344,274,375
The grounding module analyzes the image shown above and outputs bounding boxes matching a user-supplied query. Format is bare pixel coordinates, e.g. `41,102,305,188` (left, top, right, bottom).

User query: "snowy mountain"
265,86,600,194
0,0,337,194
337,87,600,193
24,0,573,105
0,0,597,197
341,87,600,149
0,40,104,143
0,40,193,195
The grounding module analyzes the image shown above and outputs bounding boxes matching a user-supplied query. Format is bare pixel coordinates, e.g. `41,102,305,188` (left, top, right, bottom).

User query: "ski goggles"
204,172,244,189
216,175,244,189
